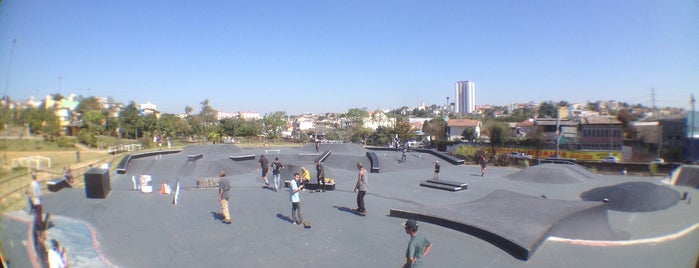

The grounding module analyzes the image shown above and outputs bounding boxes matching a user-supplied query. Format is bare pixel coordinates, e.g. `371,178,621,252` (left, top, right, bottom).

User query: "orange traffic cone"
160,183,167,194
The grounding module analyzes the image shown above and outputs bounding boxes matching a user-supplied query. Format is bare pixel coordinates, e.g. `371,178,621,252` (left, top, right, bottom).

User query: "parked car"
508,152,533,159
651,158,665,164
600,156,619,163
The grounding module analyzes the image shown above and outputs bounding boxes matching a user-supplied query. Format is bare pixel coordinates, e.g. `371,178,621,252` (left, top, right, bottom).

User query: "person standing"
258,155,270,187
433,161,440,180
218,171,232,224
480,156,487,177
403,219,432,268
289,173,304,225
401,147,407,163
29,171,44,229
271,157,285,192
315,160,325,192
353,163,368,215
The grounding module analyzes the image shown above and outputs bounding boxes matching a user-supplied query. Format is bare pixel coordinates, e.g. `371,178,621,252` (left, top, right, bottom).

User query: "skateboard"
353,209,366,216
303,221,312,228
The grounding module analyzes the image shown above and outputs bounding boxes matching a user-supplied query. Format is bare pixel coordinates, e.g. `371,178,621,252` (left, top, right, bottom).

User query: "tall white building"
455,81,475,115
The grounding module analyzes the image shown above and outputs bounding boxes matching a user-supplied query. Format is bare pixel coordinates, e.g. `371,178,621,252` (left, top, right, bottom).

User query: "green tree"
538,102,557,118
345,108,368,128
159,113,188,139
83,110,105,134
263,111,288,141
461,127,477,142
423,117,446,141
118,101,141,139
76,96,102,115
367,126,393,146
487,122,510,153
394,119,413,142
350,126,372,145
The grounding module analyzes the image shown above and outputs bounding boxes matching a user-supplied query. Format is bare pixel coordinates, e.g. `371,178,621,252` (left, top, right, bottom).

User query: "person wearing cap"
433,161,440,180
218,171,232,224
353,163,368,215
403,219,432,268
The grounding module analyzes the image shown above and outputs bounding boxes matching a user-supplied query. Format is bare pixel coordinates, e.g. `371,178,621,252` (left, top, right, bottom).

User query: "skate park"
3,143,699,267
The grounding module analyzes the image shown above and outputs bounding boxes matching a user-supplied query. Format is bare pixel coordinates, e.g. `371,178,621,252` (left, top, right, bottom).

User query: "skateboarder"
315,160,325,192
353,163,368,215
433,161,440,180
289,173,304,225
258,154,270,187
271,157,285,192
218,171,231,223
401,147,407,163
480,156,487,177
403,219,432,268
29,171,44,229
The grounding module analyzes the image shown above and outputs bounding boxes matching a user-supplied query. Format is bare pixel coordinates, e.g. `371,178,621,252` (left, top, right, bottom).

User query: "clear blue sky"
1,1,697,115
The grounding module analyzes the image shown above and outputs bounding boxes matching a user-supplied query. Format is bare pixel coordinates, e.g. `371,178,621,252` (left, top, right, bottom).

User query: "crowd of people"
217,151,433,267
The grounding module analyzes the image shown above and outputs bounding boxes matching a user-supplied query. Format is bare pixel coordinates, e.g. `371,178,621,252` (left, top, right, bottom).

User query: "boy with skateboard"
353,163,368,216
289,173,306,226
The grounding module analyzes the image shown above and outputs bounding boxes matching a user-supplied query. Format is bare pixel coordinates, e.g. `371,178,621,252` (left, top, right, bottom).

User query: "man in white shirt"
48,239,67,268
30,171,43,229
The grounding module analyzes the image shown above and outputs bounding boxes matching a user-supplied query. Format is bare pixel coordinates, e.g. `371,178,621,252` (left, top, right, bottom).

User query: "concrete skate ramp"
390,190,622,260
580,181,680,212
505,163,597,184
673,165,699,189
312,143,367,155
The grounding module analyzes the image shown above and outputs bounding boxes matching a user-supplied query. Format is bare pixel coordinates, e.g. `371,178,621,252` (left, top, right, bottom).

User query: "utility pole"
651,87,656,113
692,94,696,162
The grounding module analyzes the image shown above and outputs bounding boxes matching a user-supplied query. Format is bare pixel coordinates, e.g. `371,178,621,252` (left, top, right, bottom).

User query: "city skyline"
1,1,697,115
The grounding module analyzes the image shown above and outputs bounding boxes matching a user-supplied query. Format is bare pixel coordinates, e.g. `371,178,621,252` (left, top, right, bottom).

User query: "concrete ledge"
425,179,467,188
47,178,71,192
188,153,204,161
116,149,182,174
196,177,219,188
366,151,380,173
304,182,335,191
229,154,255,161
420,181,463,191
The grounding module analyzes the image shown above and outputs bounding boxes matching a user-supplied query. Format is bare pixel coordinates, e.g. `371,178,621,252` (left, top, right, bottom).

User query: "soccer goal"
12,156,52,170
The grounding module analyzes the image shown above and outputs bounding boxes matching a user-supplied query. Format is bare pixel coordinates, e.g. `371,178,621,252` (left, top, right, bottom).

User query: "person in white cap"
403,219,432,268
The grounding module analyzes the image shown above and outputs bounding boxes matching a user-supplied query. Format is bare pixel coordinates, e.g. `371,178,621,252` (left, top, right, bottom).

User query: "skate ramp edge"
116,149,182,174
673,165,699,189
390,190,616,260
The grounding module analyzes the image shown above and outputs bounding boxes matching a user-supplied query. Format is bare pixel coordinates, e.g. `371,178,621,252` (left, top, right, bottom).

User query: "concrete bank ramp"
390,190,623,260
580,181,681,212
505,163,597,184
671,165,699,189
